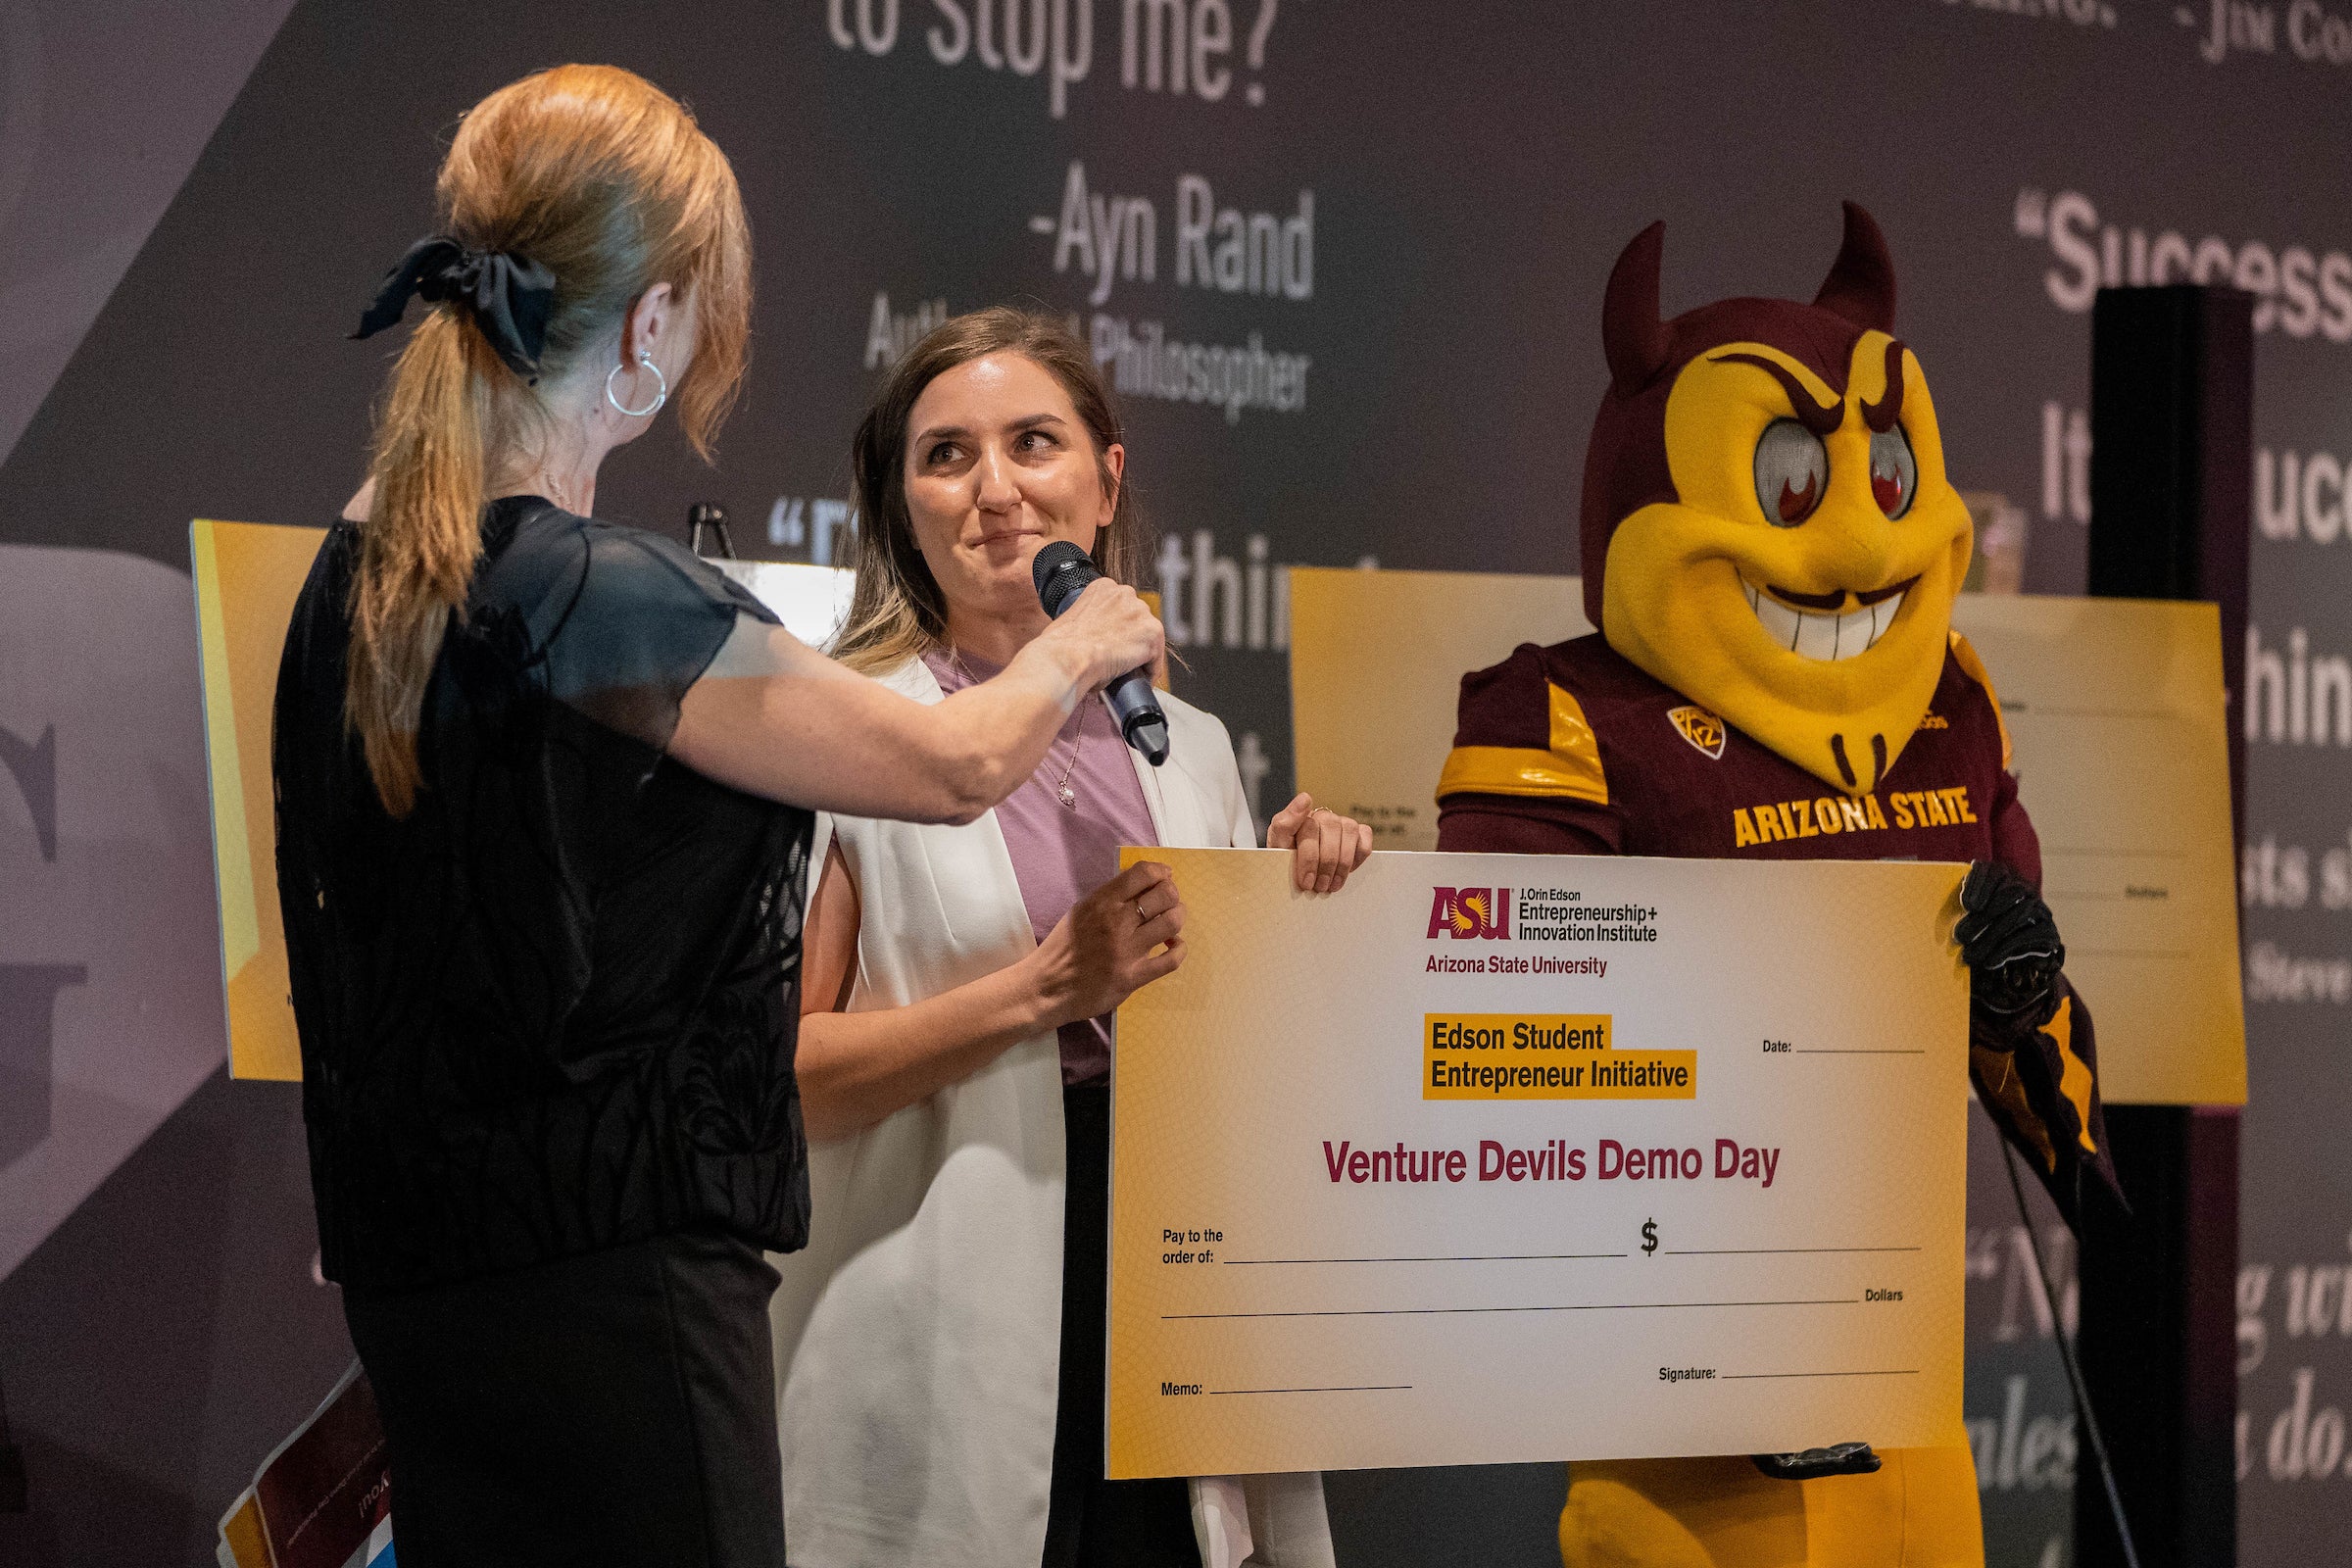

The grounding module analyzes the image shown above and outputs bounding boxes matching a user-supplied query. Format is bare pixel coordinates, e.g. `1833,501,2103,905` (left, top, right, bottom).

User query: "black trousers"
344,1230,786,1568
1041,1083,1200,1568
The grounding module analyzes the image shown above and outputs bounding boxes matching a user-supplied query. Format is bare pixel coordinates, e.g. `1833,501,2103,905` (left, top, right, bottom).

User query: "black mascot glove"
1956,860,2064,1023
1751,1443,1882,1481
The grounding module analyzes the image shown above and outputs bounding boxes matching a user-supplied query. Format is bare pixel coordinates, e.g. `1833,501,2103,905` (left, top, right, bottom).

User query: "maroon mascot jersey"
1437,630,2113,1215
1440,634,2025,863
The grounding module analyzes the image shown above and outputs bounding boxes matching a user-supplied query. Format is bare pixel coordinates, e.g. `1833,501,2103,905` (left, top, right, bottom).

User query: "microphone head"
1032,540,1099,616
1126,714,1171,767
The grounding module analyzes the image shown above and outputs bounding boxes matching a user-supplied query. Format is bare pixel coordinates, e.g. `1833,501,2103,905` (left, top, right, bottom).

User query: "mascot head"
1582,203,1972,796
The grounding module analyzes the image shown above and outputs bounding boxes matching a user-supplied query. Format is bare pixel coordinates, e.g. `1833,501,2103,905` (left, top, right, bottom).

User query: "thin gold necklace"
952,646,1083,808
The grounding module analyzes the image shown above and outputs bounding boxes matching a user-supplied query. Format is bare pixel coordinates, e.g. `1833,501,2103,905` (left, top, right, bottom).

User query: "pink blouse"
924,647,1160,1084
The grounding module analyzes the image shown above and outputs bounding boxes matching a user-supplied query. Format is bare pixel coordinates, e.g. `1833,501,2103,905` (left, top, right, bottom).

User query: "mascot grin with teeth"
1438,205,2118,1567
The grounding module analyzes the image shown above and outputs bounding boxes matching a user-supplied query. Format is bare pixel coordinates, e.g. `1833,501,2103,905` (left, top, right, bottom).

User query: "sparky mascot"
1436,205,2120,1567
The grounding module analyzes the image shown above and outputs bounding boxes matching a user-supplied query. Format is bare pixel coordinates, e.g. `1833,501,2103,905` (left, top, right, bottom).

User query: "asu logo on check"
1428,886,1512,941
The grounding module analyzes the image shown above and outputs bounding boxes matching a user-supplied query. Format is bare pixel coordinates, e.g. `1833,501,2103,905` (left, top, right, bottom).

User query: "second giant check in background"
1107,848,1970,1478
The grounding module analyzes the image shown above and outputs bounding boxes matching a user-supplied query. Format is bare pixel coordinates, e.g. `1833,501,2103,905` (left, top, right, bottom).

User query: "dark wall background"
2,2,2344,1561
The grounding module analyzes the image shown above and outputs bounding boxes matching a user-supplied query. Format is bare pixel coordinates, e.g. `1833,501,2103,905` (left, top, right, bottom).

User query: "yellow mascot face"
1584,206,1972,796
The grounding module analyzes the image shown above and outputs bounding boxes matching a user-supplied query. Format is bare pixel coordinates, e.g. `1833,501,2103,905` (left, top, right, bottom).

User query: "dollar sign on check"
1641,1218,1657,1255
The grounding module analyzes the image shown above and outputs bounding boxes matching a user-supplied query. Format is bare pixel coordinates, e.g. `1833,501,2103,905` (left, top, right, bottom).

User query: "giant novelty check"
1106,848,1970,1478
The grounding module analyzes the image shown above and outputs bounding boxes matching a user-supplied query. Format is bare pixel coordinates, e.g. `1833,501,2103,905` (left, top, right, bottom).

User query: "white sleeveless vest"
769,658,1335,1568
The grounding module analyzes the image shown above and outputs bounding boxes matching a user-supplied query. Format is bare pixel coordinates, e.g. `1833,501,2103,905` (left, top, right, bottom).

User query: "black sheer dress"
273,498,810,1567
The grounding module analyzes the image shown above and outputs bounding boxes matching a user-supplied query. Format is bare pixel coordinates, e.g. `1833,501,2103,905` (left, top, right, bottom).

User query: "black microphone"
1032,540,1169,766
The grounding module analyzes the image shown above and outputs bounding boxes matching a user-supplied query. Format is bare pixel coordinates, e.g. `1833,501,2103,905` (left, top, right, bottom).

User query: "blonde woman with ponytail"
272,70,1158,1567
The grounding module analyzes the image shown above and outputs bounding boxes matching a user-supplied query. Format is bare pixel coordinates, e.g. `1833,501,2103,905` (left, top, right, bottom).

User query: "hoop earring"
606,351,667,418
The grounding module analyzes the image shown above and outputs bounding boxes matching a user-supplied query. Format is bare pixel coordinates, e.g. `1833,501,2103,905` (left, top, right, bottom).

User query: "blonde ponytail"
342,65,753,816
347,311,502,816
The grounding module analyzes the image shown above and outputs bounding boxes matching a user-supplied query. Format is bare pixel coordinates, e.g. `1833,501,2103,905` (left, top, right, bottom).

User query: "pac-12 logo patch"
1428,886,1512,941
1667,706,1726,760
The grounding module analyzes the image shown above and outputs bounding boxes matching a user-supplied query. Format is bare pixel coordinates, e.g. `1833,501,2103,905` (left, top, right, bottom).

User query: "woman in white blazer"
768,309,1372,1568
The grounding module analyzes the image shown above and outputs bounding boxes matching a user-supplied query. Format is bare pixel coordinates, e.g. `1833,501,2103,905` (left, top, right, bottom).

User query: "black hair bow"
351,236,556,380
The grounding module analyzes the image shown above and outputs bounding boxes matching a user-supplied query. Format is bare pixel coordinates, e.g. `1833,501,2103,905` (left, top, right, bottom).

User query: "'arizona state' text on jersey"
1436,629,2035,873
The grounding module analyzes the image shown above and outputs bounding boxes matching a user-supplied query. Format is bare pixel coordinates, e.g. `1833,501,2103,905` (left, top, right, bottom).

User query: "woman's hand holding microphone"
1024,577,1165,705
